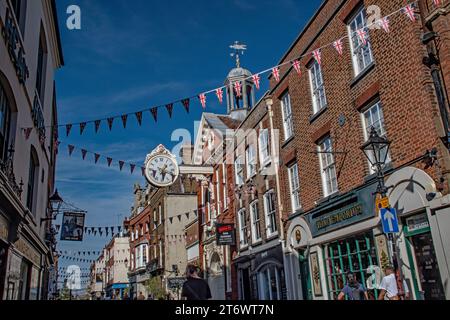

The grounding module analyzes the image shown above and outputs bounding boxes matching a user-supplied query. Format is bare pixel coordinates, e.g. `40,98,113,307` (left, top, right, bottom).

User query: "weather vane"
230,41,247,68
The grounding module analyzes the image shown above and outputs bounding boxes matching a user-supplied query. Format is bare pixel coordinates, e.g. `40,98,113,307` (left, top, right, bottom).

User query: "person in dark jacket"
181,265,212,300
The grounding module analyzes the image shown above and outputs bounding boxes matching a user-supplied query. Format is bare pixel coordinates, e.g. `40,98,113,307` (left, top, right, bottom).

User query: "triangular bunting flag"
135,112,143,126
252,74,261,90
107,117,114,131
141,167,146,176
169,217,173,224
356,28,367,46
94,120,101,133
80,122,87,135
292,60,302,76
130,164,136,174
150,107,158,122
66,124,72,137
313,49,322,65
378,17,390,33
68,145,75,156
333,39,344,55
94,153,101,164
215,88,223,104
403,4,416,22
119,161,125,171
107,157,113,167
272,67,280,82
182,98,190,113
199,93,206,109
81,149,87,160
121,114,128,128
165,103,174,118
234,81,242,97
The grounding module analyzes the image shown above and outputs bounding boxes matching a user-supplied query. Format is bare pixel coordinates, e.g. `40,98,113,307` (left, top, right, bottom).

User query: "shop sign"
216,223,236,246
14,238,40,265
1,8,29,84
309,203,367,237
60,212,85,241
406,213,430,233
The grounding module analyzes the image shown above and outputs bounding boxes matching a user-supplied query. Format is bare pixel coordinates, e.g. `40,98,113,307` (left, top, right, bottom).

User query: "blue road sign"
380,208,399,233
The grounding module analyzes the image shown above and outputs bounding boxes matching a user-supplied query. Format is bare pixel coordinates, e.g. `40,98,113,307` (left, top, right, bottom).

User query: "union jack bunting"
80,122,87,135
234,81,242,97
121,114,128,128
216,88,223,104
433,0,441,6
107,117,114,131
403,4,416,22
135,112,143,126
272,67,280,82
199,93,207,109
333,39,344,55
181,98,190,113
252,74,261,89
313,49,322,65
150,107,158,122
68,145,75,156
165,103,174,118
378,17,390,33
357,28,367,46
292,60,302,76
94,120,101,133
66,124,72,137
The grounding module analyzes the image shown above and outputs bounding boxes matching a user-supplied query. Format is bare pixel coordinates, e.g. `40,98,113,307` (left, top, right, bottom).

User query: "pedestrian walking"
137,291,146,300
337,273,368,300
378,265,410,300
181,264,212,300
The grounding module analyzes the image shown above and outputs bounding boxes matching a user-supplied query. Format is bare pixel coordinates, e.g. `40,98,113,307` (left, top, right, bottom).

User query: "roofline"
50,0,64,66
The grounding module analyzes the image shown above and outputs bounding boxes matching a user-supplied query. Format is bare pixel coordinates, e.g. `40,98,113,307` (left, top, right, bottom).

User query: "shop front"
285,182,392,300
234,241,286,300
386,166,449,300
204,243,225,300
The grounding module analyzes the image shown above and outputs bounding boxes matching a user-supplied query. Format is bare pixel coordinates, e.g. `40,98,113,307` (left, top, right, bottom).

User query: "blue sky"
54,0,322,276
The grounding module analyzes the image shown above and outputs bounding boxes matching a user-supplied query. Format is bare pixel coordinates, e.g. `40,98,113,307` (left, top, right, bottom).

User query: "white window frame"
235,155,244,185
158,204,162,226
318,136,338,197
238,208,248,248
361,100,391,173
259,129,270,167
288,163,301,212
281,92,294,140
264,190,278,238
246,144,257,178
308,60,327,114
348,6,374,76
215,168,221,215
250,201,262,243
153,209,157,229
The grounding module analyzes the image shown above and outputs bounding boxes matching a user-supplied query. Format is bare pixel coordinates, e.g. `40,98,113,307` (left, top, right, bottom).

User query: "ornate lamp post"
41,189,64,225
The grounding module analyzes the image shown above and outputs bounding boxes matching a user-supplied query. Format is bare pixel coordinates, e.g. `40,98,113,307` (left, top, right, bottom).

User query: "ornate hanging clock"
144,144,180,188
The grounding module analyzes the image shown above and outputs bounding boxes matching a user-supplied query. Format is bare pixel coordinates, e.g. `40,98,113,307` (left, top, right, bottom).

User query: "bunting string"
21,1,424,138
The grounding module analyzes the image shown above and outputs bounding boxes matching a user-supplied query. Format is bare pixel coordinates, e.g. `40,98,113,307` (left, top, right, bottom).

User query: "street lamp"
41,189,64,225
360,128,405,296
360,127,391,196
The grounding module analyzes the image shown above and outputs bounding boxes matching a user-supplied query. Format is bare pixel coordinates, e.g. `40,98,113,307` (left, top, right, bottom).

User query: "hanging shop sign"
1,8,29,84
216,223,236,246
60,212,86,241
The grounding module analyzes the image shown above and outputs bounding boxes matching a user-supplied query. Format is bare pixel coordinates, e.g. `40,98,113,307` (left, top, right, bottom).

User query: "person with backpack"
337,272,368,300
181,264,212,300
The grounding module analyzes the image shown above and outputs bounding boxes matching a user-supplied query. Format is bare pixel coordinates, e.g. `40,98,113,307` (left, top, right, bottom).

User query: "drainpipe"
264,95,290,299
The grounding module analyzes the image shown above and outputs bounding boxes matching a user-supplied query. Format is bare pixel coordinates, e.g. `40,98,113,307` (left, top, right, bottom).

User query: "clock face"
145,154,179,187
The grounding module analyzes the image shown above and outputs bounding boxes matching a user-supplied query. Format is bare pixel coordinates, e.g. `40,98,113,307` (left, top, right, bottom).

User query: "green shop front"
285,183,391,300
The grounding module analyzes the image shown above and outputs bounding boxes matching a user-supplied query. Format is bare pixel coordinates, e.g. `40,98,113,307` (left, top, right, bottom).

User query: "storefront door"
239,268,251,300
298,250,312,300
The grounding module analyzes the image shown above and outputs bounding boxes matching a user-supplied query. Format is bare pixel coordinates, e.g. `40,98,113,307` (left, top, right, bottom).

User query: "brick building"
261,0,450,300
126,177,197,299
